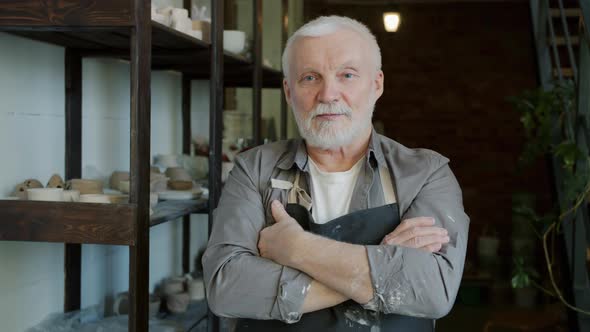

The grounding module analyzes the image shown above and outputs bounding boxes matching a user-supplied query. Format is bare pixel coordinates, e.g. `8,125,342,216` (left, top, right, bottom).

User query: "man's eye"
343,73,355,79
303,75,315,81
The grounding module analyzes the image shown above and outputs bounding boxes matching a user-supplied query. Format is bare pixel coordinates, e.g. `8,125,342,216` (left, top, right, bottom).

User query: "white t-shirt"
308,157,396,224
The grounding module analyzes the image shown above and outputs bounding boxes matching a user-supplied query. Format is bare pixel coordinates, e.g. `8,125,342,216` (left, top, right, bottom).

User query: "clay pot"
165,167,191,181
168,180,193,191
27,188,64,202
13,179,44,200
67,179,103,195
46,174,65,189
109,171,129,191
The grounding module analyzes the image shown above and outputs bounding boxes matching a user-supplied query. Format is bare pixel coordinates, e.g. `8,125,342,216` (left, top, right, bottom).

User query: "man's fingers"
422,243,442,253
385,226,447,245
387,217,436,238
400,234,449,248
270,200,289,222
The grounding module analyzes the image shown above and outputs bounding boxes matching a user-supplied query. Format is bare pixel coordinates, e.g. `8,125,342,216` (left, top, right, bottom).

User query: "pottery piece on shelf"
223,30,246,54
158,190,200,201
119,180,130,194
151,173,170,192
150,192,159,208
27,188,64,202
165,167,192,181
180,155,208,180
188,29,202,40
168,180,193,191
162,276,186,296
192,20,210,42
186,276,205,301
156,6,174,17
154,154,180,168
109,171,130,191
63,189,80,202
107,194,129,204
114,291,161,317
46,174,65,188
79,194,110,204
151,166,161,173
67,179,103,195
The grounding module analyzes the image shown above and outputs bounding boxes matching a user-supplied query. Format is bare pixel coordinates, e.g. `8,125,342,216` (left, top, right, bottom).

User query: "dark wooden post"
280,0,289,140
64,47,82,313
208,0,223,330
182,74,191,275
252,0,262,145
129,0,151,330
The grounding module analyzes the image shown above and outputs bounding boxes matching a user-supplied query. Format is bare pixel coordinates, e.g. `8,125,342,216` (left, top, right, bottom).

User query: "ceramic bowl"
223,30,246,54
109,171,129,191
27,188,64,202
67,179,103,195
63,189,80,202
79,194,110,204
165,167,192,181
154,154,180,168
168,180,193,191
46,174,65,189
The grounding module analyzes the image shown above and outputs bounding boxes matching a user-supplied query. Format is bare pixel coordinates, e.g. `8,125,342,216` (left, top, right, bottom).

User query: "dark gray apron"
235,201,434,331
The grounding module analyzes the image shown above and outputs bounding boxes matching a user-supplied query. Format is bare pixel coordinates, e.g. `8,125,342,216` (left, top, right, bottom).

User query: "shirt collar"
277,128,387,171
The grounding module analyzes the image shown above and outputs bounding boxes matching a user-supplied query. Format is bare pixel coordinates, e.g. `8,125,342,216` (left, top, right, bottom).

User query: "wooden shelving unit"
0,0,289,331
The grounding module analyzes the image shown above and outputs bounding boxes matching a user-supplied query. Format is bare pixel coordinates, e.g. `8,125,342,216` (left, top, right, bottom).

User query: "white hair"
281,15,382,79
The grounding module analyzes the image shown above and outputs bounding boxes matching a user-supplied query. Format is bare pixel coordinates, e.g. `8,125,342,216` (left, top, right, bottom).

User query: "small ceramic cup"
109,171,130,191
27,188,64,202
67,179,103,195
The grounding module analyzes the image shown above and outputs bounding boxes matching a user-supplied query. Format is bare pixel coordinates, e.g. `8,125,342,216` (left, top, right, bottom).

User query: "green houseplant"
509,80,590,314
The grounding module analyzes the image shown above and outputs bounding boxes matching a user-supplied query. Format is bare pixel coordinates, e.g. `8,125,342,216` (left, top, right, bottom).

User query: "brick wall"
304,1,554,262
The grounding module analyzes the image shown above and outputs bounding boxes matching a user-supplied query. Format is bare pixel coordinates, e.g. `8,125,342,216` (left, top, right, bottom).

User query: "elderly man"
203,15,469,331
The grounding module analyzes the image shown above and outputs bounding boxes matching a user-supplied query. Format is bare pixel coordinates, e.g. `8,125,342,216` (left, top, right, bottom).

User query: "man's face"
284,29,384,149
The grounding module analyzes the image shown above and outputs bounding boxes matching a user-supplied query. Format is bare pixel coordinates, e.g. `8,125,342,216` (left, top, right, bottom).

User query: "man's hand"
381,217,449,252
258,200,305,266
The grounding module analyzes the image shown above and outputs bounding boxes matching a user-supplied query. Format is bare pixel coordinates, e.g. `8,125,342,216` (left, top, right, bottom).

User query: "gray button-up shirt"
203,130,469,323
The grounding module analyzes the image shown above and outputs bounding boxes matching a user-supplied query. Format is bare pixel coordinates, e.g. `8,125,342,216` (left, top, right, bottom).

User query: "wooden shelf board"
0,200,136,245
150,198,209,227
2,21,283,88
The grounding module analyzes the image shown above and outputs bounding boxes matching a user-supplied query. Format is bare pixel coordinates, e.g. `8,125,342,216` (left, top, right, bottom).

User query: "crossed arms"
202,154,469,323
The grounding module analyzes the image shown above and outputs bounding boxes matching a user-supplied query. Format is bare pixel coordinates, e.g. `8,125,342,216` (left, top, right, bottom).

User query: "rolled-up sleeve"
202,156,312,323
363,156,469,318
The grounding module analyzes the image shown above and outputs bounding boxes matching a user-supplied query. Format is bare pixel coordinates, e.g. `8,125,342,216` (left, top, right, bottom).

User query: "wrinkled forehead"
289,29,374,73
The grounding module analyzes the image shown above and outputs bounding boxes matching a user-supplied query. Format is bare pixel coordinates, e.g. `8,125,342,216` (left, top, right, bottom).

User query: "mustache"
311,103,353,118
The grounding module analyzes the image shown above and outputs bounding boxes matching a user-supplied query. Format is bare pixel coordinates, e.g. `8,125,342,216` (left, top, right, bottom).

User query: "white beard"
293,101,374,150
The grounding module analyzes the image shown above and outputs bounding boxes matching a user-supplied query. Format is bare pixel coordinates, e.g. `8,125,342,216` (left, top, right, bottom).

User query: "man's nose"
318,78,340,103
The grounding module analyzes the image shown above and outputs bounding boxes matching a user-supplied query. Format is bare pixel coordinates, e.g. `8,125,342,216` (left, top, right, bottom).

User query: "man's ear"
283,78,292,106
374,70,384,100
